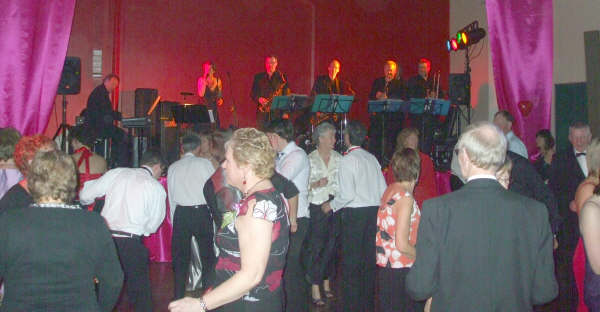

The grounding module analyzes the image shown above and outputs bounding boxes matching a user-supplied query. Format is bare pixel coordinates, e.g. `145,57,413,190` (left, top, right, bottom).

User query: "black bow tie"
576,152,586,157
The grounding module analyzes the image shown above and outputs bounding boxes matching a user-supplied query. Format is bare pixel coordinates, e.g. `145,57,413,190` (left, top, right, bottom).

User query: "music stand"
311,94,354,148
272,94,310,112
368,99,405,163
171,105,211,154
408,98,452,154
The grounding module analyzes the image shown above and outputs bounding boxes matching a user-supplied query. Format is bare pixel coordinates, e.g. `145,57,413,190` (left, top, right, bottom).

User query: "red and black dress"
213,188,289,312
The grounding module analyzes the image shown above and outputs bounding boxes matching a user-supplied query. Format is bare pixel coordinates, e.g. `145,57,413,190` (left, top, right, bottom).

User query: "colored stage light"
450,38,459,51
459,31,468,44
446,40,452,51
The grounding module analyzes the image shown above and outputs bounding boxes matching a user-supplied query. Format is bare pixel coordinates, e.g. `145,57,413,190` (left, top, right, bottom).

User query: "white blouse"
308,150,342,205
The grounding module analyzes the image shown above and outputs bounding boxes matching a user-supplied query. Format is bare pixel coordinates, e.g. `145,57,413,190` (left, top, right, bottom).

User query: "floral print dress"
213,188,289,312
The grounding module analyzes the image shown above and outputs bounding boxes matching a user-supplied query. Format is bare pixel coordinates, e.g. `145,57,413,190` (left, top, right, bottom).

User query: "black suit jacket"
0,206,123,311
406,178,557,311
85,84,121,138
507,151,561,234
368,76,406,100
548,147,586,249
310,75,355,97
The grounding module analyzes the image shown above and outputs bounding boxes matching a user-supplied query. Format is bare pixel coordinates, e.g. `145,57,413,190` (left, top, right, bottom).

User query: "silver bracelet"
198,297,207,311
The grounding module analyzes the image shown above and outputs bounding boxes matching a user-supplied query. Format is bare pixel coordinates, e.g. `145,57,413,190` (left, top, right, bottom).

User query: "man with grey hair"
549,121,593,310
406,122,557,311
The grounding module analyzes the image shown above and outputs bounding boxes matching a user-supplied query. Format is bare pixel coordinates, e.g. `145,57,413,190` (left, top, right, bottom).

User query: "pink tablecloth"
143,176,172,262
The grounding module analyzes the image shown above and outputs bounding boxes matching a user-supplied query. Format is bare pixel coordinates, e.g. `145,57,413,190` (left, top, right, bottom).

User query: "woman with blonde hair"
169,128,289,312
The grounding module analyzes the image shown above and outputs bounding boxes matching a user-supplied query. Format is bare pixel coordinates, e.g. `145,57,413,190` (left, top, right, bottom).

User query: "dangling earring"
242,174,247,185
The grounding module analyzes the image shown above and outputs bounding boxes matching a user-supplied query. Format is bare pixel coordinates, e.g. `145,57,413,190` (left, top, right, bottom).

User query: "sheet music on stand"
272,94,310,112
407,98,451,116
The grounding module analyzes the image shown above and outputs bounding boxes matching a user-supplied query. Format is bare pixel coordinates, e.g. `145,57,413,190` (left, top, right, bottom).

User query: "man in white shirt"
265,119,310,312
322,120,387,312
80,150,166,312
493,110,528,158
168,133,217,299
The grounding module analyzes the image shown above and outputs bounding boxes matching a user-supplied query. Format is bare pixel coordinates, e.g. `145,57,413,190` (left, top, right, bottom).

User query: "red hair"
14,135,55,176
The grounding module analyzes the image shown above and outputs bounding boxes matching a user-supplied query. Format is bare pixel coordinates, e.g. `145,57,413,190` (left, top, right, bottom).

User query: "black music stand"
311,94,354,149
368,99,405,163
171,105,211,154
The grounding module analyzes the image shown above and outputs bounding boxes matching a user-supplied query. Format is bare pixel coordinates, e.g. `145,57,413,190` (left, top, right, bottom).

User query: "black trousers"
284,217,309,312
305,203,336,284
376,267,424,312
337,206,378,312
172,205,216,299
113,237,152,312
555,213,579,310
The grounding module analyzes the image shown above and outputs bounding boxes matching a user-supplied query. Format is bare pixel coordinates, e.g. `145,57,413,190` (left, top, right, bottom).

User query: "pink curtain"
0,0,76,135
486,0,553,154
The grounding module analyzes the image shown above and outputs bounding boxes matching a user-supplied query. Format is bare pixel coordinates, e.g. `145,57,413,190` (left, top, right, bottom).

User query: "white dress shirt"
506,131,528,159
277,141,310,218
79,166,166,237
308,149,342,205
330,147,387,212
167,153,216,221
575,148,588,177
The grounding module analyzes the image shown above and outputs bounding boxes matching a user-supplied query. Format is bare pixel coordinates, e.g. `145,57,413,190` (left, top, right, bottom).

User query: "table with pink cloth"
143,176,173,262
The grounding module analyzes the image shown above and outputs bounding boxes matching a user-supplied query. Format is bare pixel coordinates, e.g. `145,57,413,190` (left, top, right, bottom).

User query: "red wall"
45,0,449,135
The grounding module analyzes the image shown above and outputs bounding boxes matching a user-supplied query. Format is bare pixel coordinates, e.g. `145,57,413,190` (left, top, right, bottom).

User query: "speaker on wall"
57,56,81,95
448,73,468,106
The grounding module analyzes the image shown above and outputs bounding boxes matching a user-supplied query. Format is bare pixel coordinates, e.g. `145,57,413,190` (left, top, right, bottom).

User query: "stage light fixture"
446,21,486,53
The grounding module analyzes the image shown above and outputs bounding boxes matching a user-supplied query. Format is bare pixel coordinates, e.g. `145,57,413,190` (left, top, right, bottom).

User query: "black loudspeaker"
448,73,468,106
57,57,81,95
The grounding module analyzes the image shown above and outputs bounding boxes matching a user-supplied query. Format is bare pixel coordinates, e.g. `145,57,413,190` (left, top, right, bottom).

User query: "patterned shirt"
307,150,342,205
375,183,421,268
214,188,289,310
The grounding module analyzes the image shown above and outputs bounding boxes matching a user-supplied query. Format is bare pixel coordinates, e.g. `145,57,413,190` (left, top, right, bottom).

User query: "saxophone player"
250,55,290,128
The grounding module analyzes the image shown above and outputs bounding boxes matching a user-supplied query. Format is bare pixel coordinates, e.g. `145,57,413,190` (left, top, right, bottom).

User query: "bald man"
310,59,355,97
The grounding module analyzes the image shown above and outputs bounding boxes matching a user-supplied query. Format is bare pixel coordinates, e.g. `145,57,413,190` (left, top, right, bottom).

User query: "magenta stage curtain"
0,0,75,135
486,0,553,154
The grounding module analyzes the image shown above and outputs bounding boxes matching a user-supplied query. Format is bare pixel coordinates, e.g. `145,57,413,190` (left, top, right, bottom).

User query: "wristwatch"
198,297,207,311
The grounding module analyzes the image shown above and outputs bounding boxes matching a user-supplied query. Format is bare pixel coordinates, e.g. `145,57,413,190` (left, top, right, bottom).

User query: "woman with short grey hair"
306,121,342,306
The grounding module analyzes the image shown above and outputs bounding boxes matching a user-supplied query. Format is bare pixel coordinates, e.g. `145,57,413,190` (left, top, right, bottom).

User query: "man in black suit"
310,59,355,97
406,122,557,311
549,121,592,310
250,55,291,128
84,73,128,167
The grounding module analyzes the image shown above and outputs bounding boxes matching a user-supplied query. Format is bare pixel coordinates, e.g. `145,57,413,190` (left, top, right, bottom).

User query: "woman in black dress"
197,61,223,128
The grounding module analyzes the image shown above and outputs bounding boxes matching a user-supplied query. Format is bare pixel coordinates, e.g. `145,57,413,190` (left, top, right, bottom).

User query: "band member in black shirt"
310,59,355,97
406,58,436,154
407,58,434,99
250,55,290,128
368,60,406,165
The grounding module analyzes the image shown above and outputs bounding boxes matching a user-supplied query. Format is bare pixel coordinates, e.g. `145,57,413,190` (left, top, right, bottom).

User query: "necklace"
243,179,267,198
